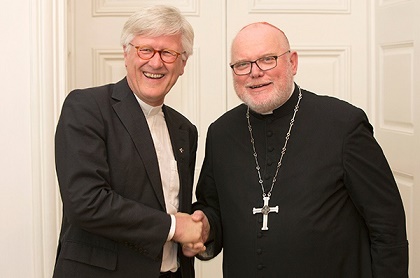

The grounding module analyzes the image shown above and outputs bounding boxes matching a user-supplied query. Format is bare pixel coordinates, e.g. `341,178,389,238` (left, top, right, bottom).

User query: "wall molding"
249,0,350,14
92,0,200,16
177,47,200,125
378,41,414,134
379,0,411,7
30,0,67,276
92,48,126,86
295,46,351,101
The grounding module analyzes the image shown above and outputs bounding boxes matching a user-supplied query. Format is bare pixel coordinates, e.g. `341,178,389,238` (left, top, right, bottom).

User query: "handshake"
172,210,210,257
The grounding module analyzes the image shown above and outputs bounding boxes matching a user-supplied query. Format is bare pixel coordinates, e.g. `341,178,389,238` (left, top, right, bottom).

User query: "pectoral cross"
253,196,278,230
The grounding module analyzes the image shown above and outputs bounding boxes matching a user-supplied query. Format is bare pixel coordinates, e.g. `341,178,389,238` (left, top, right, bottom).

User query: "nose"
249,62,264,78
147,52,164,68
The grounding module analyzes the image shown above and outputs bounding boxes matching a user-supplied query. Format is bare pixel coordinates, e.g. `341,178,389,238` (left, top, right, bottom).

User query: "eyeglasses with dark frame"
230,50,291,75
128,43,184,64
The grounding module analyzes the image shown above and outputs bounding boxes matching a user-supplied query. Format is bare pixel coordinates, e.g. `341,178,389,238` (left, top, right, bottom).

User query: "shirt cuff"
167,214,176,241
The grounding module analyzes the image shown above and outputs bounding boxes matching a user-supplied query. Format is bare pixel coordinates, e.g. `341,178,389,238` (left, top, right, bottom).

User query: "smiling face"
231,23,298,113
124,33,187,106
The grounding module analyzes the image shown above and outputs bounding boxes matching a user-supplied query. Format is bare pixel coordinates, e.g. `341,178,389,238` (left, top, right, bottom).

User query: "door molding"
30,0,67,276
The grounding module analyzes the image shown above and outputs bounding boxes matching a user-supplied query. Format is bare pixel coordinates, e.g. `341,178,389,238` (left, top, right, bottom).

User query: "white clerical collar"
262,83,296,115
134,94,163,117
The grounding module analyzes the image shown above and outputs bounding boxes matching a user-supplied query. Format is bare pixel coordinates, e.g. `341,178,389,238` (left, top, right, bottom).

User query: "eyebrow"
233,53,279,63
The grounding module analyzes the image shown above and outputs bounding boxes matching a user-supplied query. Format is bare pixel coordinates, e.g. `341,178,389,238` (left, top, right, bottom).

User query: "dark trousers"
159,268,181,278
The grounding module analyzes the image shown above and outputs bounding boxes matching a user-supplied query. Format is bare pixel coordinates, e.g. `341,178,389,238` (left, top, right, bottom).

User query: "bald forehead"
231,22,290,58
237,22,287,39
240,22,283,33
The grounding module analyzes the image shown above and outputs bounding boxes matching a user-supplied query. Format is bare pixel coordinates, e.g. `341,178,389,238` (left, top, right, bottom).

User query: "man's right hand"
173,212,204,245
181,210,210,257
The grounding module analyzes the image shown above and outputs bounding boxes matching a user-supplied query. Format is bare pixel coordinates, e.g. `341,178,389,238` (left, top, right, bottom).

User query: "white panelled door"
375,1,420,277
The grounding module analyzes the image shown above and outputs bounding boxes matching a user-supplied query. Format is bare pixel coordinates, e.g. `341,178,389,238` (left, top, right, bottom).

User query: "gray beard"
238,83,294,114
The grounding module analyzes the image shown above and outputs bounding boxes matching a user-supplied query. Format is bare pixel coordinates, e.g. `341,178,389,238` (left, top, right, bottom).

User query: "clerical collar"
260,83,296,115
134,95,163,117
249,83,300,120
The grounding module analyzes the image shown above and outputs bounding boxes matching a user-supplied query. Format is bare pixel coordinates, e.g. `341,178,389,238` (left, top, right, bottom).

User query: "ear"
290,51,298,75
179,58,188,76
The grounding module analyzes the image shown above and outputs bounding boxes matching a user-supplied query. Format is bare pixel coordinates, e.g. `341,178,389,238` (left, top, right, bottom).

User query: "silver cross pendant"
252,196,279,230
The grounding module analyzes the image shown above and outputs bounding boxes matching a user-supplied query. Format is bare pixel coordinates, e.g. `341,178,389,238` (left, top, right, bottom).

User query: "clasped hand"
173,210,210,257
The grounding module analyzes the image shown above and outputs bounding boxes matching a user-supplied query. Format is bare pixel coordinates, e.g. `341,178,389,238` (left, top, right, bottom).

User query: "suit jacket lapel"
111,78,166,210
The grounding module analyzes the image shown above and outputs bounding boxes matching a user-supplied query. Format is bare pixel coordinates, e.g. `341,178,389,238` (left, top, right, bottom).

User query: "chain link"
246,86,303,198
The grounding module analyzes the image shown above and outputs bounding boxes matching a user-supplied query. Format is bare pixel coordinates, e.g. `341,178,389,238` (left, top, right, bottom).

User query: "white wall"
0,0,35,277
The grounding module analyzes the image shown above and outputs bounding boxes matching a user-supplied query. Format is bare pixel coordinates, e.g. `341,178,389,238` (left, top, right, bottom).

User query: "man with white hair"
53,5,203,278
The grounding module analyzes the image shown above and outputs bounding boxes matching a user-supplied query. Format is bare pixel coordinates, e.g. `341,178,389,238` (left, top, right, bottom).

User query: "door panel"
375,1,419,276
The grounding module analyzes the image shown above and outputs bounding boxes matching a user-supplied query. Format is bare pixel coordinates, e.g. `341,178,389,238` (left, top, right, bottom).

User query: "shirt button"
256,248,262,255
257,264,264,270
268,146,274,152
266,131,273,137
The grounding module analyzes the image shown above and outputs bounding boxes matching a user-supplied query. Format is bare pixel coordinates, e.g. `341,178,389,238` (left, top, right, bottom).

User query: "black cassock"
193,84,408,278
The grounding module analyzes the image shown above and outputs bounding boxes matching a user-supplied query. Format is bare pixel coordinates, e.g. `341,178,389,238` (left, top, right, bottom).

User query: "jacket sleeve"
55,89,170,259
192,123,223,260
342,110,408,277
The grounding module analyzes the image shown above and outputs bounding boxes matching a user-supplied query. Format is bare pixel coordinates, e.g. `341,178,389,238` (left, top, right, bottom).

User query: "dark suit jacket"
53,78,198,277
